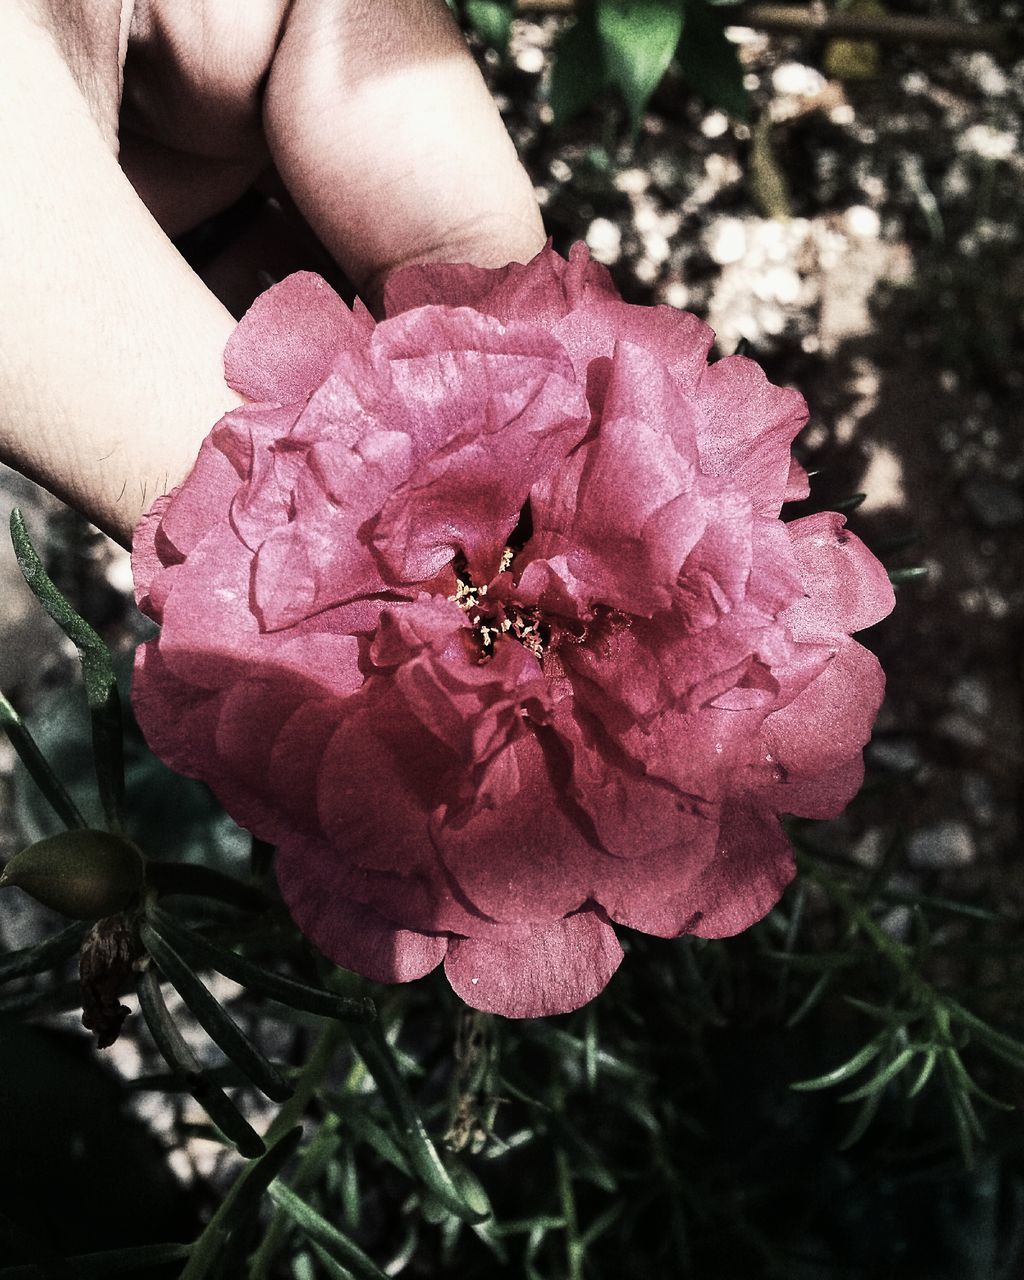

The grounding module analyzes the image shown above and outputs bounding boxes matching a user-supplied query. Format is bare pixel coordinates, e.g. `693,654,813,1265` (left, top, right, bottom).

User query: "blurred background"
1,2,1023,1277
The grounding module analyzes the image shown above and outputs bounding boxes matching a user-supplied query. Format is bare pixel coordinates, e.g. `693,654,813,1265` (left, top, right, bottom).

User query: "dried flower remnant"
131,244,894,1018
80,914,143,1049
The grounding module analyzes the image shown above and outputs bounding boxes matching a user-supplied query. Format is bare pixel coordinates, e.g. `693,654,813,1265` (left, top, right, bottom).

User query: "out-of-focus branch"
515,0,1020,53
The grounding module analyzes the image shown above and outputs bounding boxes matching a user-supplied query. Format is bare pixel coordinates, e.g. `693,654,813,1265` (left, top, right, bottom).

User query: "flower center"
450,550,548,664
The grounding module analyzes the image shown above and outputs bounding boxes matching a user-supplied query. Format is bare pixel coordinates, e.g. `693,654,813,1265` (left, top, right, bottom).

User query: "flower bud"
0,830,144,920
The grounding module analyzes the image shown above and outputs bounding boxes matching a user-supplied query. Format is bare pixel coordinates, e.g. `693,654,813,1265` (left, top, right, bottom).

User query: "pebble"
907,821,976,870
950,674,991,717
844,205,881,239
962,772,997,826
701,111,730,139
707,217,747,265
961,478,1024,529
851,827,885,868
867,737,922,774
586,218,622,265
936,712,987,750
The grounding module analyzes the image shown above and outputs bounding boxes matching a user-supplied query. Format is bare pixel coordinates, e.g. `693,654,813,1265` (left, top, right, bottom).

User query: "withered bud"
80,913,143,1049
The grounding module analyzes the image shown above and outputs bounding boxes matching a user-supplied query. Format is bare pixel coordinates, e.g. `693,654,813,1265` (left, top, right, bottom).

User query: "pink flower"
132,244,894,1018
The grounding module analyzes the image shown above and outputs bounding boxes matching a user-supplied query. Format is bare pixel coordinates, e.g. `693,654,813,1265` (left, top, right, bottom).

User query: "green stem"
798,855,934,1006
0,690,86,831
266,1023,343,1148
555,1143,583,1280
249,1110,343,1280
181,1029,340,1280
147,862,271,913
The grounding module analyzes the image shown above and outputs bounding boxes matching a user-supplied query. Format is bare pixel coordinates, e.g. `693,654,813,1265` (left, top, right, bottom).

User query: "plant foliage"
1,499,1023,1277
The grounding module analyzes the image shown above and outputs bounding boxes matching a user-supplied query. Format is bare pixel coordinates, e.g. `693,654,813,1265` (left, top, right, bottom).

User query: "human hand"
0,0,544,546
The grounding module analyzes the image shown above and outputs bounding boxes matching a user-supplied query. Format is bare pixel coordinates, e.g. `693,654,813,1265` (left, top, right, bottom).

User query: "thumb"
264,0,545,308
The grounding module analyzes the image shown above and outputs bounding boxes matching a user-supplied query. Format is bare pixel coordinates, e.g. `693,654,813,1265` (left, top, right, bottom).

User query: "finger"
117,0,286,236
0,7,242,547
264,0,545,306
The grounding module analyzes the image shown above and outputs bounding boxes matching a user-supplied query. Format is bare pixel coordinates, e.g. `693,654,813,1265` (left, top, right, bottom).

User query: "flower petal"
224,272,372,403
445,910,623,1017
434,733,599,924
383,240,618,324
685,802,795,938
762,639,885,777
783,512,896,640
276,837,448,982
695,355,808,515
522,343,706,616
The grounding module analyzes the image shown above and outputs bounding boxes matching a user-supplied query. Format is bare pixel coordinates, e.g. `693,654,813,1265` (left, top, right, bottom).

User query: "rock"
950,674,991,717
907,821,975,870
867,736,921,773
961,478,1024,530
851,827,885,867
936,712,987,749
961,772,996,826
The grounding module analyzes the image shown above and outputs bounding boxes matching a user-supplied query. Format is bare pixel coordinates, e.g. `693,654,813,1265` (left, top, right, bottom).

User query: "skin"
0,0,545,547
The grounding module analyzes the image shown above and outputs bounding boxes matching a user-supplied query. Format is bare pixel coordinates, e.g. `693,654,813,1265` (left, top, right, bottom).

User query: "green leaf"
839,1046,916,1102
678,0,749,118
0,1243,190,1279
888,565,929,585
307,1244,359,1280
838,1080,886,1149
147,860,270,913
139,920,291,1103
464,0,513,48
349,1019,489,1224
785,970,833,1028
550,8,609,126
136,964,265,1159
147,906,375,1023
0,920,89,984
0,690,85,831
906,1047,938,1098
10,509,124,828
268,1183,388,1280
0,1208,73,1278
179,1127,303,1280
943,1047,1015,1112
762,948,861,972
946,999,1024,1071
790,1037,883,1091
844,998,925,1026
833,492,868,513
333,1105,412,1177
596,0,684,128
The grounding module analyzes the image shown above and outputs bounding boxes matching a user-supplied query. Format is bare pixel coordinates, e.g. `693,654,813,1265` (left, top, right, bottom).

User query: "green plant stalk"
248,1115,343,1280
798,855,934,1004
139,920,291,1103
0,920,89,984
0,690,85,831
147,861,271,913
249,1027,345,1280
10,509,125,829
178,1128,304,1280
554,1143,583,1280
